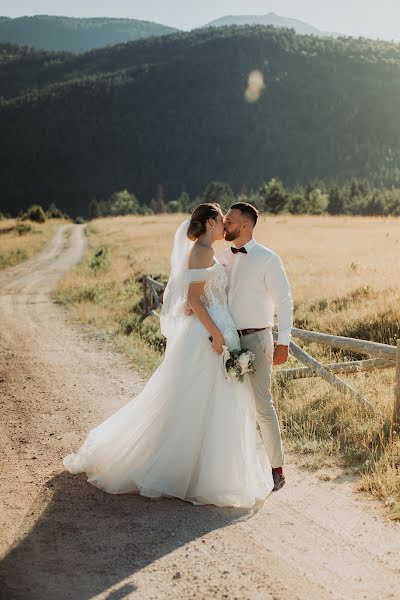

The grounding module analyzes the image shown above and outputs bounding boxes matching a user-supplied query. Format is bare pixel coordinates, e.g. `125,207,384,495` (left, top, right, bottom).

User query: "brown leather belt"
237,327,266,337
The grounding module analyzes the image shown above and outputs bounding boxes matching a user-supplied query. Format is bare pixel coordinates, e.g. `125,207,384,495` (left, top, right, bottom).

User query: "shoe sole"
272,478,286,492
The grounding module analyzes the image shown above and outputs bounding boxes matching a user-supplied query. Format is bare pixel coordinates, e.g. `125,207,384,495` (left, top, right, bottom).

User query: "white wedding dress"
63,228,274,508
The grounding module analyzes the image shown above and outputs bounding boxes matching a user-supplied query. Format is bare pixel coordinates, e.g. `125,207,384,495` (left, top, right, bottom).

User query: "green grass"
0,247,28,269
0,218,68,270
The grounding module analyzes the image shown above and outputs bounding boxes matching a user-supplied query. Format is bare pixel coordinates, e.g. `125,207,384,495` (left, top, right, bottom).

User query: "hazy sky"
2,1,400,40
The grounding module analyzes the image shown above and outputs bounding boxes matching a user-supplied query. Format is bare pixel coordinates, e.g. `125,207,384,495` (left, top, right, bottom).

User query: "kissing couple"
64,202,293,508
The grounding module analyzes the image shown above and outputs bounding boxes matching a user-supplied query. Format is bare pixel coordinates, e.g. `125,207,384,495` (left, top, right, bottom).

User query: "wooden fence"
141,275,400,424
140,275,165,321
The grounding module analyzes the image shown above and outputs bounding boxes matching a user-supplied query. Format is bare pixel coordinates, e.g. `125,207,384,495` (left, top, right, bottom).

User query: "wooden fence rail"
289,327,397,360
280,358,395,379
141,275,400,423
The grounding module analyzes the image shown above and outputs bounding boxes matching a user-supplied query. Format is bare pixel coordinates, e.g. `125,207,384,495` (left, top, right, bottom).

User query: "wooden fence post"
141,275,148,321
393,340,400,425
288,341,355,395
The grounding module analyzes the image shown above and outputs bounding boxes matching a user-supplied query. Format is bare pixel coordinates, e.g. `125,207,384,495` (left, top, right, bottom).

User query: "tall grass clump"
15,222,32,235
0,248,28,268
89,246,110,272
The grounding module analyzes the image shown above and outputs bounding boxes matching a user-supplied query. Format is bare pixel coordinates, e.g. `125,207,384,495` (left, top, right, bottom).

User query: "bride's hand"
184,302,194,316
210,330,225,354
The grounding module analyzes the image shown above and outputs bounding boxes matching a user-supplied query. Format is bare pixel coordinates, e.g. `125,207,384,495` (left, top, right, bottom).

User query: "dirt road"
0,225,399,600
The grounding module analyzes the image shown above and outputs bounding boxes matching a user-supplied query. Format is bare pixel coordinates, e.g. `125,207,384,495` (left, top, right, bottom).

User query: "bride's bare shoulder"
188,244,214,269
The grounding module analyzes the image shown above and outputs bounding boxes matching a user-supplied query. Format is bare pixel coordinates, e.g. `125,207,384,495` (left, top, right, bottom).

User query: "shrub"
15,222,32,235
287,193,308,214
245,193,265,212
176,192,190,211
89,247,110,272
119,313,166,352
76,284,101,302
120,315,139,336
138,205,154,216
203,181,235,211
327,186,344,214
259,178,288,213
109,190,140,215
46,203,67,219
22,204,46,223
307,188,329,214
166,200,182,213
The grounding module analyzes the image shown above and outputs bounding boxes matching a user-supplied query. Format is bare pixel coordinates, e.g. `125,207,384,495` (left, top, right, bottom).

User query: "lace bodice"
185,263,240,350
200,265,228,307
186,263,228,308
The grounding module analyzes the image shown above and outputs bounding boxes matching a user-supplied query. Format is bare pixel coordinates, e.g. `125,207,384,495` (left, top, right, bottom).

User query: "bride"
63,203,274,508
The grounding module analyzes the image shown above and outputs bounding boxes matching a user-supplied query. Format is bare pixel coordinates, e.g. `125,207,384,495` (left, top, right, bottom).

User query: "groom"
217,202,293,491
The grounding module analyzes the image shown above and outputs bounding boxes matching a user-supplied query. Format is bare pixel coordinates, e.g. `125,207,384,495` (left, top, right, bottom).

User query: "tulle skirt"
63,313,274,508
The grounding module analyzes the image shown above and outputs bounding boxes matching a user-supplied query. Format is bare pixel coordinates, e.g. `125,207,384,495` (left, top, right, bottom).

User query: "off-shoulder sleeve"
185,267,215,283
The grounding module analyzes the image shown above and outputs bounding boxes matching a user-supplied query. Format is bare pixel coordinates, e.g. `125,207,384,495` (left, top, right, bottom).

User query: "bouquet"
223,346,256,383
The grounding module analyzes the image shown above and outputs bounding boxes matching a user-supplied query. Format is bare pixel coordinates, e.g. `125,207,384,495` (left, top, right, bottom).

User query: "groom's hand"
273,344,289,365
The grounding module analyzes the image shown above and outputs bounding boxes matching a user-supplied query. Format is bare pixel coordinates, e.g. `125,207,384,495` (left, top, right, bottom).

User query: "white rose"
238,352,250,370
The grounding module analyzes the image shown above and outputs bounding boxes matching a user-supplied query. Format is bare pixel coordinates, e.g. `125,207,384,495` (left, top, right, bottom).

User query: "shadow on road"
0,471,257,599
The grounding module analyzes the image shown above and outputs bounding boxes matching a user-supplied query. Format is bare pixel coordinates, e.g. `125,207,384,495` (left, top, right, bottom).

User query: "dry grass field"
0,218,69,269
53,214,400,517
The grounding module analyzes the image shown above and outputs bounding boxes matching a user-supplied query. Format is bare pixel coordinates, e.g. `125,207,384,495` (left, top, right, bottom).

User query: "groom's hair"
230,202,259,226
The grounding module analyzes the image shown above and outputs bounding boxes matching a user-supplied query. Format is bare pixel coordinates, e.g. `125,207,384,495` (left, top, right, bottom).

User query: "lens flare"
245,70,265,103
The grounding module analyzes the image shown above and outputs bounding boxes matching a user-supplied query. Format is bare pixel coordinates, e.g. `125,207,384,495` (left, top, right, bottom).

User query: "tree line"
87,178,400,218
3,178,398,222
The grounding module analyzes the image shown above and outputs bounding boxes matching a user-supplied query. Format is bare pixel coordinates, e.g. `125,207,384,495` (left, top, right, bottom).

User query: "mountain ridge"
0,15,178,53
203,12,341,38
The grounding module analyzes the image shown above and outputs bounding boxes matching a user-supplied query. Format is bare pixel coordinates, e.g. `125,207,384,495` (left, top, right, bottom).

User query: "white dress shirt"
217,239,293,345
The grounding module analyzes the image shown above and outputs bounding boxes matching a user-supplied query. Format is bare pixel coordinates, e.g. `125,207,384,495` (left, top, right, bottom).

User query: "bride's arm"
187,247,225,354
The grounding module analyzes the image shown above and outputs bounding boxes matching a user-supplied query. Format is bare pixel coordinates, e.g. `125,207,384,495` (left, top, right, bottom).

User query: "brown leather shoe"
272,471,286,491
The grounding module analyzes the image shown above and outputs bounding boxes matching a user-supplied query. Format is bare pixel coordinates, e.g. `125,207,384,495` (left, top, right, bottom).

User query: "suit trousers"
239,328,285,468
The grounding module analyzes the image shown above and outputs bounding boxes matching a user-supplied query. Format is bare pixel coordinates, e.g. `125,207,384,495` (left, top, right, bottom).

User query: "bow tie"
231,246,247,254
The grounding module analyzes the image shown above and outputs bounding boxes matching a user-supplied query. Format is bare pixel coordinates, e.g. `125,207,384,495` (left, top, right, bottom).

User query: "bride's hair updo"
187,203,221,241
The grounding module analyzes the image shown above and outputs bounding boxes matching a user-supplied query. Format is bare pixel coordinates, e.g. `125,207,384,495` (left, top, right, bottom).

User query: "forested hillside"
1,26,400,217
0,15,178,53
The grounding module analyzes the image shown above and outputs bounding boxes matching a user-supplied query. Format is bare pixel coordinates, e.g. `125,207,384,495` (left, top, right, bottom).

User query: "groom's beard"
224,227,241,242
